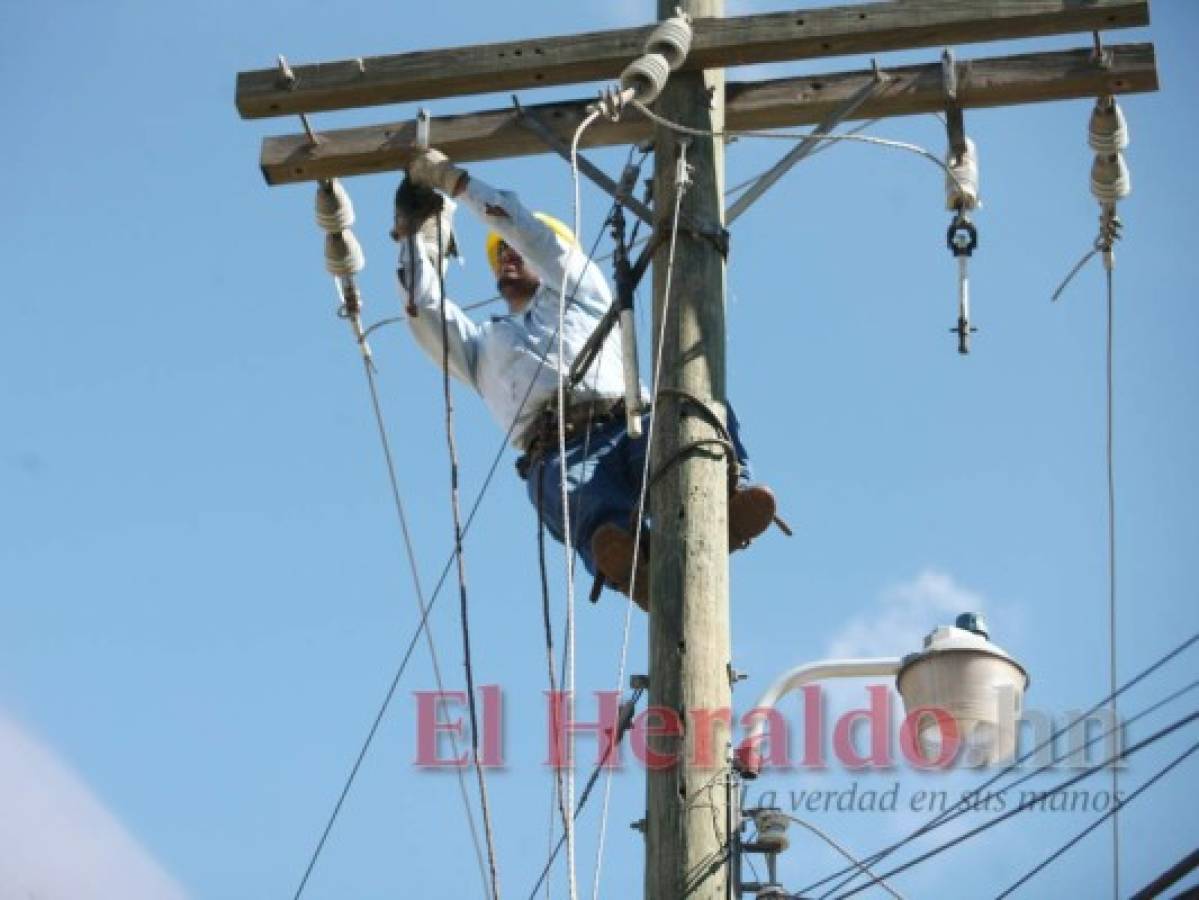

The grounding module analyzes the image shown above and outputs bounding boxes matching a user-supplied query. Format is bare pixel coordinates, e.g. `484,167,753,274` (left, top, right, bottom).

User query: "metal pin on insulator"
315,179,355,233
619,307,644,439
644,10,692,71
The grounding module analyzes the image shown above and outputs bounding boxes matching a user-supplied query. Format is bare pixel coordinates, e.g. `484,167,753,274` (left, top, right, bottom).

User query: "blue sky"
2,1,1197,898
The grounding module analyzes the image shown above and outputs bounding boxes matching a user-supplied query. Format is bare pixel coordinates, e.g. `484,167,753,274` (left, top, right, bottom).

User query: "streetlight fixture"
736,612,1029,776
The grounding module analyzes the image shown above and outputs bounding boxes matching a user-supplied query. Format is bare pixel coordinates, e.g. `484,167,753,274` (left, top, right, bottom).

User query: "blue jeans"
526,407,752,577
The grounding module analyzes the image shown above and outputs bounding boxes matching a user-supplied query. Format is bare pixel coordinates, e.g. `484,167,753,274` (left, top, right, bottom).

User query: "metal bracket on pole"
726,62,891,224
942,49,967,160
514,97,656,226
512,96,728,256
415,107,431,150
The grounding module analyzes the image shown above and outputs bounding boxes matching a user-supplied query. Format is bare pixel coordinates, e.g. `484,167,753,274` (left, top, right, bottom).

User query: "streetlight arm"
738,657,903,776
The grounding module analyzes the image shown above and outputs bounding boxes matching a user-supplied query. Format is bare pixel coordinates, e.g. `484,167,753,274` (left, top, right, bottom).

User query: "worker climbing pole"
234,3,1159,898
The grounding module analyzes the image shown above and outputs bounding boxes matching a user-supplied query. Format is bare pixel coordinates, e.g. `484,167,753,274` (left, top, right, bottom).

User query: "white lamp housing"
895,616,1029,766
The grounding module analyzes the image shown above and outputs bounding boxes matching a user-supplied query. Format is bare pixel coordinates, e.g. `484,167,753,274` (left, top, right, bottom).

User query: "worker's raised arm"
459,180,610,308
395,195,480,389
408,149,612,311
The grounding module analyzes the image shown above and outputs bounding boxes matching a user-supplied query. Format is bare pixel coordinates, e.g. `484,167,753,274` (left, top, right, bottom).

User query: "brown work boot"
591,523,650,611
729,484,777,551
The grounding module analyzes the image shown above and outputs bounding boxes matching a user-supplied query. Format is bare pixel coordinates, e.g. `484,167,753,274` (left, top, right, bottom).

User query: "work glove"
393,176,459,304
407,147,468,196
392,177,445,239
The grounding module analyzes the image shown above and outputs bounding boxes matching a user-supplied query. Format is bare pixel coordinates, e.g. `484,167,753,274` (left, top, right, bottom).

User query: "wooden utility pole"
646,0,730,897
234,3,1157,897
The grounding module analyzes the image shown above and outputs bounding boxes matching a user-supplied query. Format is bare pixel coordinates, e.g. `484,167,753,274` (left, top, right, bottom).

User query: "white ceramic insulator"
619,308,643,439
1091,152,1131,204
324,230,365,276
645,15,692,71
315,179,355,233
945,137,980,211
1088,100,1130,155
753,810,790,853
620,53,671,105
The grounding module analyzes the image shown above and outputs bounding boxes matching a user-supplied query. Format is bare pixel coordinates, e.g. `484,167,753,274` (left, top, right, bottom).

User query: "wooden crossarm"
236,0,1149,119
258,43,1158,186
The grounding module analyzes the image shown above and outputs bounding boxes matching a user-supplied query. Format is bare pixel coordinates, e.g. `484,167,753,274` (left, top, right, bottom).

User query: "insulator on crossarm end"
644,12,692,71
315,179,355,233
1089,98,1130,155
325,230,365,277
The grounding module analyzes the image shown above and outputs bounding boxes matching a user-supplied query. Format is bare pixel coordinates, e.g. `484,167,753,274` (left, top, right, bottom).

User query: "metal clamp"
946,213,978,258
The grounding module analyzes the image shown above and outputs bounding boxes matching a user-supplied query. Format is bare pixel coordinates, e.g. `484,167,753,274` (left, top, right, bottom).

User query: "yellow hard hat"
485,213,576,276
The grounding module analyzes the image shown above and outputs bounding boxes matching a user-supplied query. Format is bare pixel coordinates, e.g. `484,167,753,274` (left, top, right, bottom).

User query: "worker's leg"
526,418,635,577
621,403,753,491
620,403,775,549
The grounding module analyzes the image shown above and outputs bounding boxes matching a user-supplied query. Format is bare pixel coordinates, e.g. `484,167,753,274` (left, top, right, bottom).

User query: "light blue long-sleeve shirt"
400,177,626,448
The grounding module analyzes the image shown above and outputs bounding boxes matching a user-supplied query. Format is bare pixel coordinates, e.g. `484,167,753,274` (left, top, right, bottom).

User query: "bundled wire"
994,740,1199,899
433,213,504,899
830,708,1199,899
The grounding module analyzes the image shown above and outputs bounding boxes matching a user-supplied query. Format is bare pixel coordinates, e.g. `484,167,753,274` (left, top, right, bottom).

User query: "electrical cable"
363,293,503,337
955,676,1199,823
806,631,1199,898
290,198,617,900
630,102,970,200
537,473,571,864
290,350,489,900
624,142,690,610
557,105,603,900
784,815,905,900
723,120,880,197
1104,260,1121,900
365,353,491,895
828,709,1199,899
293,187,489,900
436,214,503,900
994,739,1199,899
527,687,646,900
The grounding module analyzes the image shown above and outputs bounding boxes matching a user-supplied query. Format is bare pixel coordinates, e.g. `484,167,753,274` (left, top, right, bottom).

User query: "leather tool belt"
515,397,626,480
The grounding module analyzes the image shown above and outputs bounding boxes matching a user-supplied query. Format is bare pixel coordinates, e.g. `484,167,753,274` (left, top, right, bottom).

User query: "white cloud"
825,569,986,660
0,712,187,900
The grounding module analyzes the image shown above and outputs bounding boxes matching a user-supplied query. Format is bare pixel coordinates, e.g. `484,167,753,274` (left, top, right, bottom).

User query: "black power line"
808,631,1199,899
290,206,620,899
829,709,1199,899
995,741,1199,898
